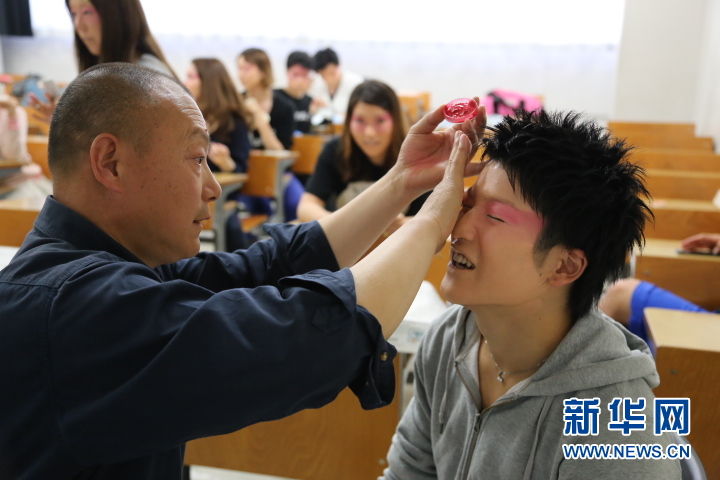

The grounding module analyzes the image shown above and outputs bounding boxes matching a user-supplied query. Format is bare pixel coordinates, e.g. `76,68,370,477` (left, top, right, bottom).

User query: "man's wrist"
385,165,420,207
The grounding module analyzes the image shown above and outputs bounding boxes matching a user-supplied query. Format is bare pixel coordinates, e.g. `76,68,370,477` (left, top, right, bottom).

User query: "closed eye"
487,214,505,223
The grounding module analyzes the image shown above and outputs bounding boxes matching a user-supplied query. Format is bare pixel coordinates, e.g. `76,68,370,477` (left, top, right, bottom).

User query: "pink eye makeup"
351,114,393,130
486,201,544,233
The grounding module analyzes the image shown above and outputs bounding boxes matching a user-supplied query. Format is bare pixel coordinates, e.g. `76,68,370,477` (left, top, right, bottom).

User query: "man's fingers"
409,103,446,135
446,131,471,181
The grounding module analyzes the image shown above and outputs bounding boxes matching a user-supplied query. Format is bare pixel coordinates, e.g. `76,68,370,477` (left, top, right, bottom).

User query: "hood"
453,307,658,398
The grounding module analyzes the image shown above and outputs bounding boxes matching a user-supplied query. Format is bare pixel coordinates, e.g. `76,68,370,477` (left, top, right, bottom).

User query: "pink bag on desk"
483,89,543,116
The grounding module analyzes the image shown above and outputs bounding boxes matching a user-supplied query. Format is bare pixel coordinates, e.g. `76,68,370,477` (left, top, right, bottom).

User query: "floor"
189,466,296,480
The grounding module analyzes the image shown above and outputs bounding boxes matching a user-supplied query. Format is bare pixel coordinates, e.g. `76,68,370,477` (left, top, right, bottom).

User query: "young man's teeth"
452,252,475,269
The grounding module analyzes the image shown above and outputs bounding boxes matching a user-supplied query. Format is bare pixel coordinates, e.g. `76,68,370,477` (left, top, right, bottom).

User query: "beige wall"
614,0,708,123
614,0,720,149
694,0,720,146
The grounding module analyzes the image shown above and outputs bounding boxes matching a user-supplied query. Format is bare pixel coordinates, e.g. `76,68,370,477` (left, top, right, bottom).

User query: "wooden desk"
645,308,720,479
185,361,401,480
647,198,720,240
645,169,720,201
608,121,696,138
0,197,45,247
608,121,714,151
212,172,248,252
635,238,720,309
630,148,720,172
0,160,25,170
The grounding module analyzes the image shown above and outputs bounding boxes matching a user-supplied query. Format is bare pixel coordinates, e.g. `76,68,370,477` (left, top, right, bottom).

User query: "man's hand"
410,130,483,252
391,98,487,199
681,233,720,254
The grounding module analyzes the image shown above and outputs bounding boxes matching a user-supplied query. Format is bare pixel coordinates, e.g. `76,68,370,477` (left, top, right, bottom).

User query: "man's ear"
88,133,124,193
548,248,587,287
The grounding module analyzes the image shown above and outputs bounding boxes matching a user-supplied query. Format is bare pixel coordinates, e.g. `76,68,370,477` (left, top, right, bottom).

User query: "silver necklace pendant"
496,371,505,383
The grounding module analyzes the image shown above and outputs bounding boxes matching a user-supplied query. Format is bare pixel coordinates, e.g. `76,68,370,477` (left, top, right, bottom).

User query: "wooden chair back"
241,150,296,198
291,135,327,176
398,91,431,125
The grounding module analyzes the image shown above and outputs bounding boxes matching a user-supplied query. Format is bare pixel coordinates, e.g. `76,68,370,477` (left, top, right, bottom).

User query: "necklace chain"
482,338,547,384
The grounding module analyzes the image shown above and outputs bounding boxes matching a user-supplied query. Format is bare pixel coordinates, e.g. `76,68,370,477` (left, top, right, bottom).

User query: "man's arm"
322,104,486,338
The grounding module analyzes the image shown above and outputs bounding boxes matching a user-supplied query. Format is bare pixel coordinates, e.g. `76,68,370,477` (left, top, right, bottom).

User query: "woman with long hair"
32,0,176,117
236,47,304,221
298,79,428,228
236,47,294,151
66,0,176,77
185,58,252,173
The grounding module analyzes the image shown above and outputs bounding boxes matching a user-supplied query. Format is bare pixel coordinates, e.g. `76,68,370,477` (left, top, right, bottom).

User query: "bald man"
0,63,485,479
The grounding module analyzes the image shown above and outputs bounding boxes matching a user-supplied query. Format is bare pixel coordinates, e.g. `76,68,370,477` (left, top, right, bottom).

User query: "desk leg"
214,189,234,252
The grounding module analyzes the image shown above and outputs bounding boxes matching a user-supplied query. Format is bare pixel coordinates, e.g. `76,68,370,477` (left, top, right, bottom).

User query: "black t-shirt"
209,114,250,173
275,88,312,134
305,137,429,214
248,90,296,150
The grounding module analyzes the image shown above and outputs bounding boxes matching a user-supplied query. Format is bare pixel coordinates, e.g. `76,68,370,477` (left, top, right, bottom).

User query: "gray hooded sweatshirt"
382,306,682,479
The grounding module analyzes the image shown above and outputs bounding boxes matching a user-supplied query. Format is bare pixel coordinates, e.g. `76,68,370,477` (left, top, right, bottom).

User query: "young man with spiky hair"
382,111,683,479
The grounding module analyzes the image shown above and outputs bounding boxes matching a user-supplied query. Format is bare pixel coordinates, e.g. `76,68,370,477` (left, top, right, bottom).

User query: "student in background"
599,232,720,343
236,48,294,150
310,47,363,124
31,0,176,118
275,50,320,135
0,93,28,165
185,58,251,174
298,80,428,234
381,111,680,479
185,58,255,250
237,47,304,221
0,93,51,200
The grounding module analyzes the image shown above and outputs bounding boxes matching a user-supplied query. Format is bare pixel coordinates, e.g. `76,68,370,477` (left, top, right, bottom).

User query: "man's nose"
203,166,222,202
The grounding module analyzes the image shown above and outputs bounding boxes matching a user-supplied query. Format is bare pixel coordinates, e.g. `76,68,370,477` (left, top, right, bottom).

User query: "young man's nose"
452,209,476,241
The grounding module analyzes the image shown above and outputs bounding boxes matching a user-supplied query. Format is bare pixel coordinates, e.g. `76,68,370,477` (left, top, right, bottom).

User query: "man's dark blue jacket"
0,197,395,479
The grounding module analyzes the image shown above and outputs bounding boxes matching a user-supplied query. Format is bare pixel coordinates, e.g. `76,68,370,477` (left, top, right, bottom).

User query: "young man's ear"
548,248,587,286
88,133,124,193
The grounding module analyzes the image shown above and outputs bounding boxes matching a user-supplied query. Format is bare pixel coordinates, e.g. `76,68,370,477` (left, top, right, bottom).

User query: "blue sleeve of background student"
50,254,396,466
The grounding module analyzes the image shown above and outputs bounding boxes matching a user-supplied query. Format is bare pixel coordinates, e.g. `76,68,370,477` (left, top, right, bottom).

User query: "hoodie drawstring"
522,397,552,480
